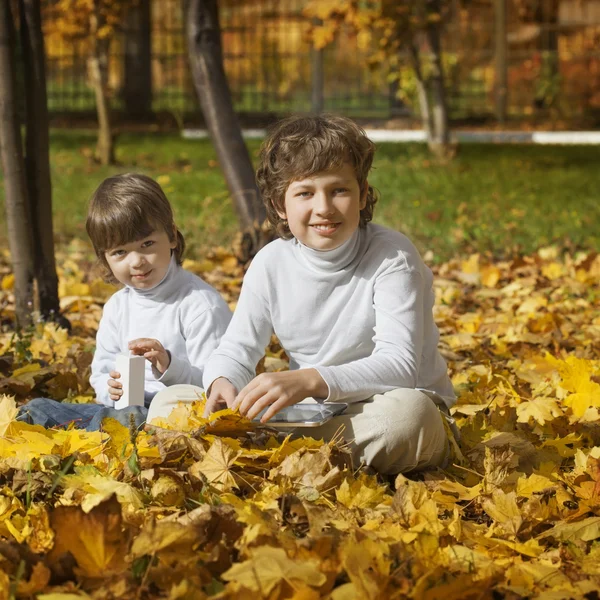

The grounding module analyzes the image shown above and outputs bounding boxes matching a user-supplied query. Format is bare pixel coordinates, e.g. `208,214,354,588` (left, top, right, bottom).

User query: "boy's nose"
314,192,335,215
130,253,146,268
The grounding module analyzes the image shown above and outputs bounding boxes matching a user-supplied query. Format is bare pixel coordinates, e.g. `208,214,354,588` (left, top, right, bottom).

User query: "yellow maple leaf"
336,473,389,509
539,516,600,542
516,473,556,498
61,468,144,512
222,546,325,594
481,490,522,536
0,394,18,436
516,396,563,425
481,265,501,288
48,500,129,579
190,437,240,491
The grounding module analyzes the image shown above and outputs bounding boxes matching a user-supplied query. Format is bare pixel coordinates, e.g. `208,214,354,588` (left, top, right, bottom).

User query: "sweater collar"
126,253,180,302
295,227,362,273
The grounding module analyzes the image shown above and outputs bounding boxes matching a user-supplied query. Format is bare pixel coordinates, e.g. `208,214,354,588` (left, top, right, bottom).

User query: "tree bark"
0,0,36,326
407,41,433,141
124,1,152,119
89,1,114,165
495,0,508,122
424,0,451,154
185,0,267,260
20,0,63,322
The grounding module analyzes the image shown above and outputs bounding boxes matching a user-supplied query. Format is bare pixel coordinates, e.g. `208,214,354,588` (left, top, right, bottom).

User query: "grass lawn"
0,130,598,262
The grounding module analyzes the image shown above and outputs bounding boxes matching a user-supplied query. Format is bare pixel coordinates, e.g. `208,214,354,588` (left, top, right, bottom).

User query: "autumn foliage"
1,244,600,597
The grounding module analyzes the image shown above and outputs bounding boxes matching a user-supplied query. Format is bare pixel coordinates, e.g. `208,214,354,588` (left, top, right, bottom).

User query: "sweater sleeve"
202,280,273,394
316,268,426,403
89,299,121,407
156,300,232,387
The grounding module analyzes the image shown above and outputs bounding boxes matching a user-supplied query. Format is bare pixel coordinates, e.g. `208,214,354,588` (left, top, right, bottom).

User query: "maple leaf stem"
451,463,485,479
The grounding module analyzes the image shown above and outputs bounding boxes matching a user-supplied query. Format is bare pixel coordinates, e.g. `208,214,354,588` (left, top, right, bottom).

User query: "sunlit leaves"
1,245,600,595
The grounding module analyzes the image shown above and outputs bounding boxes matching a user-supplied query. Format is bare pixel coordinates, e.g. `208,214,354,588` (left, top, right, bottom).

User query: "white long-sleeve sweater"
91,256,232,406
203,224,455,408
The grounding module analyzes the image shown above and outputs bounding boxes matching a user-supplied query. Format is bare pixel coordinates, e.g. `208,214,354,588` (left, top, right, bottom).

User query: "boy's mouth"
132,270,152,280
311,223,340,235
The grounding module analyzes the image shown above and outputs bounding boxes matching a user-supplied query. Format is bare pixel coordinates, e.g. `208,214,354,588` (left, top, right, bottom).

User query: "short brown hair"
256,114,378,239
86,173,185,282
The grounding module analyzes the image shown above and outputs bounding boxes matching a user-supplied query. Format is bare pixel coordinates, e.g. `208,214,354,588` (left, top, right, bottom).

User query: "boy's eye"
142,240,155,248
296,191,312,198
334,187,349,194
111,249,125,257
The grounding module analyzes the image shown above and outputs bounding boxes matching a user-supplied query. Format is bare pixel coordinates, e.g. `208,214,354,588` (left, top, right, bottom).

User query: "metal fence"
43,0,600,123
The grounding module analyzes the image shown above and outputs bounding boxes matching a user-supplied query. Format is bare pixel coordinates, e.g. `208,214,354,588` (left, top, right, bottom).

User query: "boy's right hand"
203,377,237,417
108,371,123,401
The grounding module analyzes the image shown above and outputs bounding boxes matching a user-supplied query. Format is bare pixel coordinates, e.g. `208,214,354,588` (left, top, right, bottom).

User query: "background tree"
185,0,268,261
0,0,62,327
304,0,456,158
45,0,133,165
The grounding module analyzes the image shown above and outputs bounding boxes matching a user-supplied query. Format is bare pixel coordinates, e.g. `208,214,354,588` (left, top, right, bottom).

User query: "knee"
362,390,448,474
21,397,55,410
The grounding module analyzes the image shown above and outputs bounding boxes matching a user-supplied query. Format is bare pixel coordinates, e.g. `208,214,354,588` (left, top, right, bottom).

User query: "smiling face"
104,227,176,289
279,163,367,251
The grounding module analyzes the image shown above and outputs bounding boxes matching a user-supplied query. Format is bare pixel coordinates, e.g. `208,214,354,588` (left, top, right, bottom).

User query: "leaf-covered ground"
0,245,599,599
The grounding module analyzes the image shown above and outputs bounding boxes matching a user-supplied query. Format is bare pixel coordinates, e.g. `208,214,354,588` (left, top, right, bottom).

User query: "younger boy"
19,174,231,430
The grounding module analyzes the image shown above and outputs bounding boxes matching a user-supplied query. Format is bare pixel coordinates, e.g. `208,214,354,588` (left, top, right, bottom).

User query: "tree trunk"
310,16,324,114
424,0,451,156
407,40,433,142
0,0,36,326
89,2,114,165
124,1,152,119
494,0,508,123
20,0,63,323
185,0,267,260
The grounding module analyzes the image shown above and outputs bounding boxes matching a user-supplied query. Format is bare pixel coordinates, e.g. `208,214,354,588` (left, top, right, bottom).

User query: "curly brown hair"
256,114,378,239
86,173,185,283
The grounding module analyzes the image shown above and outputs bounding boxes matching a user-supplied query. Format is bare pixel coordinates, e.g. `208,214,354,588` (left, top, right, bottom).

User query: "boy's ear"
169,224,178,249
359,181,369,210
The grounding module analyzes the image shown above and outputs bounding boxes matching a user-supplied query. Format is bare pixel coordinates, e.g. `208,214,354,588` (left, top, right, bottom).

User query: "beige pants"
147,386,450,475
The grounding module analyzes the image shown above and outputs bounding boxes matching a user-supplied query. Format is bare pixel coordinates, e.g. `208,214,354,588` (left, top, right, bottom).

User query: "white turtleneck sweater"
203,224,455,408
91,256,232,406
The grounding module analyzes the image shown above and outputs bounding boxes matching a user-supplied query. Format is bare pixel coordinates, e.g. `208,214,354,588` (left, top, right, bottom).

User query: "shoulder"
101,286,127,318
245,238,292,279
362,224,426,274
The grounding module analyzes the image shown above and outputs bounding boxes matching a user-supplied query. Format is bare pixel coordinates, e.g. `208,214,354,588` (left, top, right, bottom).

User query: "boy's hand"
108,370,122,401
128,338,170,374
203,377,237,417
233,369,328,423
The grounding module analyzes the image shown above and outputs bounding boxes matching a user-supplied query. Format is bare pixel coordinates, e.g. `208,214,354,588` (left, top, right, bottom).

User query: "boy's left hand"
128,338,171,374
233,368,328,423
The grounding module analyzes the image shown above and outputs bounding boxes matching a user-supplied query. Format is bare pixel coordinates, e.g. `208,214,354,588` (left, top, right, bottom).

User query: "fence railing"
43,0,600,124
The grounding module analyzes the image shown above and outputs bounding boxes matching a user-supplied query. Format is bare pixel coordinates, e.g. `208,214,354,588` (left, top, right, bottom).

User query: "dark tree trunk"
124,0,152,119
424,0,451,155
20,0,62,322
0,0,36,326
185,0,267,260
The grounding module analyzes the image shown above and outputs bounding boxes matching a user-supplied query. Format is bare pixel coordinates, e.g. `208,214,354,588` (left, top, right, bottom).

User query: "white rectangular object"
114,353,146,410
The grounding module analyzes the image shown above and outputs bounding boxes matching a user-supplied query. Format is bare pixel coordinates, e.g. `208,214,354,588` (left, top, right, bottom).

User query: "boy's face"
104,228,176,290
279,162,367,251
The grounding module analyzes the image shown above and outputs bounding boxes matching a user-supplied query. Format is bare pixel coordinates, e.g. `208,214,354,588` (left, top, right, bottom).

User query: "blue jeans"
17,397,151,432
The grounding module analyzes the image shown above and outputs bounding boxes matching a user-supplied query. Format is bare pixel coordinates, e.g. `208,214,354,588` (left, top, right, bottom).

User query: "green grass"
0,130,598,262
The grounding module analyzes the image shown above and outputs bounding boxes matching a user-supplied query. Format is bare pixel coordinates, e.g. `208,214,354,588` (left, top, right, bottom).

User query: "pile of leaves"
0,243,599,599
